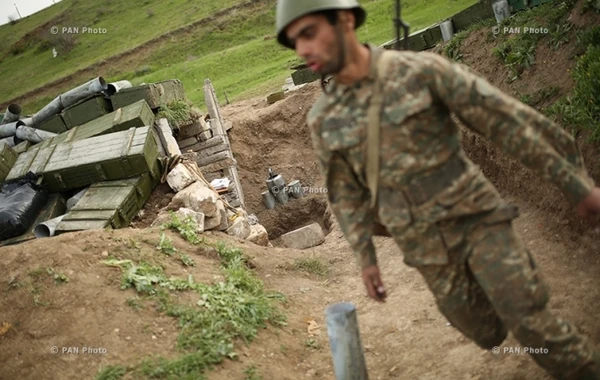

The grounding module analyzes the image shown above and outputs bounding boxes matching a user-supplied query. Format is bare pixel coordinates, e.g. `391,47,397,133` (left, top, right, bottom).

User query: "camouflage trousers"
409,210,600,379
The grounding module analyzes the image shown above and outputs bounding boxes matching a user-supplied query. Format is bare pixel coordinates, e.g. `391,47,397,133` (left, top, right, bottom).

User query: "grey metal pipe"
325,303,369,380
440,20,455,42
262,191,276,210
1,104,22,124
0,120,24,138
287,180,304,199
104,80,132,96
34,214,67,238
60,77,108,108
16,125,57,144
31,96,62,127
21,117,34,127
492,0,511,23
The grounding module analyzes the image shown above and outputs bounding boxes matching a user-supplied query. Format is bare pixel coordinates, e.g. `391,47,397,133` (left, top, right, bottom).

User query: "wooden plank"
184,135,226,153
199,157,236,173
197,150,233,167
0,144,18,182
197,143,228,159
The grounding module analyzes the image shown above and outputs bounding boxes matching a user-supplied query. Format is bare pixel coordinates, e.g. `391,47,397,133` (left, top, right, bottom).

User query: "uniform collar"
327,43,384,96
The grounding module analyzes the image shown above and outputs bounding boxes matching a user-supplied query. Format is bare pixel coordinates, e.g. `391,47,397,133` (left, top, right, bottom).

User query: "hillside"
0,0,478,113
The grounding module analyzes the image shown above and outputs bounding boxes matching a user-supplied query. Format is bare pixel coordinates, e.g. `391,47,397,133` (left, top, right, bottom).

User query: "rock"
226,216,251,239
247,224,269,246
281,223,325,249
152,208,205,233
216,200,229,231
169,181,218,217
166,163,196,193
204,213,221,231
247,214,259,225
156,118,182,157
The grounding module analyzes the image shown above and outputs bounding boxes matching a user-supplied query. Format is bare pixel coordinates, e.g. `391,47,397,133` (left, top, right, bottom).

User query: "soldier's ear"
337,10,355,31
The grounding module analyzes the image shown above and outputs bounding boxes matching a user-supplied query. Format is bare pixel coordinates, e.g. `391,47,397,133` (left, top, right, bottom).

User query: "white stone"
226,216,251,239
156,118,182,158
281,223,325,249
166,163,196,193
216,200,229,231
247,224,269,246
170,181,218,217
152,208,205,233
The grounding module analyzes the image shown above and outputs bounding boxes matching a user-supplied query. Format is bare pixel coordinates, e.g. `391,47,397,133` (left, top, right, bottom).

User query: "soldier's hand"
576,187,600,226
362,265,387,302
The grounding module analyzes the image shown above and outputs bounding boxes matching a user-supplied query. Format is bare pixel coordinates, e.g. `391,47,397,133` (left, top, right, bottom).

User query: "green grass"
0,0,477,112
490,0,577,81
292,257,329,277
97,231,286,379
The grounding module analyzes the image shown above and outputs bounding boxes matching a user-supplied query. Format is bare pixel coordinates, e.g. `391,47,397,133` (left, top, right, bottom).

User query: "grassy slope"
0,0,477,112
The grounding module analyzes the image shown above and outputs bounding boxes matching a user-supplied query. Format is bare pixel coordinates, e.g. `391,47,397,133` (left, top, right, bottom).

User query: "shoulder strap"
366,50,395,209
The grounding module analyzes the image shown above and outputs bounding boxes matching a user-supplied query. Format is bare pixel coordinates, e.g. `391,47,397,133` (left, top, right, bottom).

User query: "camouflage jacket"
307,44,595,269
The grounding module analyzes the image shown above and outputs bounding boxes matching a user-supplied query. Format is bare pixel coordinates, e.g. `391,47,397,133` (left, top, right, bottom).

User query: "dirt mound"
222,83,329,239
0,228,222,380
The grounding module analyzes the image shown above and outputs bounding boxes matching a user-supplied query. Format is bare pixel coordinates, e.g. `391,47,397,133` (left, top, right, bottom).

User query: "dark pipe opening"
7,104,21,115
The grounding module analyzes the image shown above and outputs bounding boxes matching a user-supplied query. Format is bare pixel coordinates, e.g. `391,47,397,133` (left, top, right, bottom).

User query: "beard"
313,26,347,76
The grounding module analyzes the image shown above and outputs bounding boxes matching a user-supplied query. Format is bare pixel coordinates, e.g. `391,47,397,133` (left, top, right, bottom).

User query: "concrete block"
247,224,269,246
226,215,251,239
152,208,205,233
281,223,325,249
166,163,196,192
170,181,218,217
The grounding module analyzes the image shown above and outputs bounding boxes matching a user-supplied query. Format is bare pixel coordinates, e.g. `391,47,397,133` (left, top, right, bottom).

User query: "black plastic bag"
0,173,48,241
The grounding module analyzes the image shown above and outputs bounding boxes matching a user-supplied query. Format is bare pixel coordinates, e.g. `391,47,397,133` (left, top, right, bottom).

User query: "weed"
157,232,177,256
547,45,600,140
518,85,561,107
162,212,203,245
102,243,286,378
293,257,328,277
96,365,127,380
126,296,144,310
244,365,262,380
305,338,320,350
549,21,573,50
577,25,600,52
180,253,195,267
156,100,195,130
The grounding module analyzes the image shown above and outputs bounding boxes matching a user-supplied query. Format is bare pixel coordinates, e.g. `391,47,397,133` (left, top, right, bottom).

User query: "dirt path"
207,192,600,379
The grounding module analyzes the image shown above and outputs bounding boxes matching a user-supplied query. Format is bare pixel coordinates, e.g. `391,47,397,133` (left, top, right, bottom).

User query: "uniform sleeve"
307,106,377,269
326,152,377,269
422,52,594,205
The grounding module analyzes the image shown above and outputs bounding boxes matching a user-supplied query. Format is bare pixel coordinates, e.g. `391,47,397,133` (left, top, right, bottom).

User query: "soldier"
275,0,600,378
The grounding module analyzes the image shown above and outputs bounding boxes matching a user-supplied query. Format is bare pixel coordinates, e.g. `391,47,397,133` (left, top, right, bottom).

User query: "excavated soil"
1,2,600,379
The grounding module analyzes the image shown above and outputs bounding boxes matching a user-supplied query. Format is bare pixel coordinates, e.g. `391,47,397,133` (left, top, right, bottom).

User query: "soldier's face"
285,13,345,76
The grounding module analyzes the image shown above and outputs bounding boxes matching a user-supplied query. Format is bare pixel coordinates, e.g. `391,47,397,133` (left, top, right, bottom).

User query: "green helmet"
276,0,366,49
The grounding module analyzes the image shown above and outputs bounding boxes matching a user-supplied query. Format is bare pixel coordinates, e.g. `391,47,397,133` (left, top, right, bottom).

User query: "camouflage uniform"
307,44,600,379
